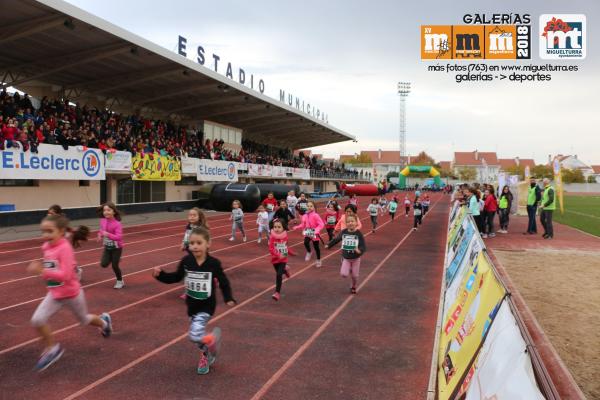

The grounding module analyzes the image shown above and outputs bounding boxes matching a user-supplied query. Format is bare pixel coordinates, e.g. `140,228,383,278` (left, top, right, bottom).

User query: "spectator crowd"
0,90,356,176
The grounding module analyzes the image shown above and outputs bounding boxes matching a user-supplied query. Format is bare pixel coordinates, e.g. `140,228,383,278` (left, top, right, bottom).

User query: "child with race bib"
286,190,298,218
295,193,309,216
404,195,411,217
366,197,382,232
413,197,423,231
98,202,124,289
181,207,208,251
323,202,340,241
262,192,278,222
268,219,296,301
229,200,247,242
28,214,112,371
334,204,363,233
256,205,270,243
153,227,236,375
326,214,366,294
388,197,398,221
293,201,325,267
272,199,295,230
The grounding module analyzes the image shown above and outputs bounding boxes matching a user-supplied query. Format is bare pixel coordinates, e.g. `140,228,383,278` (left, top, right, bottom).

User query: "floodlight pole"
397,82,411,170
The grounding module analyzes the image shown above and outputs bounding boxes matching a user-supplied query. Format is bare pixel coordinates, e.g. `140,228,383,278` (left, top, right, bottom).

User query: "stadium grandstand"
0,0,364,221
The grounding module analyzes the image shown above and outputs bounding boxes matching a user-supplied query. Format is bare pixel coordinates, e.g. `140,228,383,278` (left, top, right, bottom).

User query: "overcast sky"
66,0,600,165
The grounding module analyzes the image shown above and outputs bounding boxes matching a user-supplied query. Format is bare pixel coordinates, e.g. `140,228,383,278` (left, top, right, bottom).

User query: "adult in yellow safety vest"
539,178,556,239
524,177,542,235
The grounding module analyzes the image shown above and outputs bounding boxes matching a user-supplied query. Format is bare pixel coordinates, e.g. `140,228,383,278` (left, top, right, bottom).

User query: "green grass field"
554,195,600,237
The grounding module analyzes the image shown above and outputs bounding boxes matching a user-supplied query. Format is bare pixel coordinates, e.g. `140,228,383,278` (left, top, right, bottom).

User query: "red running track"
0,194,449,400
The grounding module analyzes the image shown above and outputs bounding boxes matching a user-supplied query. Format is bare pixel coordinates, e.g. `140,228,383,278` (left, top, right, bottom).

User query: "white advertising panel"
197,159,238,182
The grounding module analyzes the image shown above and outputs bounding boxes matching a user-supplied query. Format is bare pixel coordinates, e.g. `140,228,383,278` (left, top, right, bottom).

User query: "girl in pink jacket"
28,214,112,371
98,202,125,289
293,201,325,267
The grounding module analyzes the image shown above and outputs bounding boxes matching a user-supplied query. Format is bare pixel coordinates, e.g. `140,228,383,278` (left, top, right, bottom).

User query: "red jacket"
323,209,340,229
483,195,498,212
269,230,296,264
262,197,278,213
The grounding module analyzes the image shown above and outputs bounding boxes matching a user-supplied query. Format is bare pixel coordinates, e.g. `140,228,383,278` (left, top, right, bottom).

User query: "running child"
229,200,247,242
48,204,84,280
323,202,340,241
268,219,296,301
182,207,208,251
404,195,411,217
293,201,325,267
98,202,124,289
334,204,363,233
28,214,112,371
422,194,431,216
348,193,359,207
378,195,388,210
413,197,423,231
272,199,295,230
262,192,278,222
326,214,366,294
256,205,270,243
47,204,65,216
295,193,309,216
388,197,398,221
286,190,298,218
153,227,236,374
366,198,382,232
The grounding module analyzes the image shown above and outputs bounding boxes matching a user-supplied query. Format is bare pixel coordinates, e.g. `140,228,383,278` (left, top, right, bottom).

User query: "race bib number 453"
185,271,212,300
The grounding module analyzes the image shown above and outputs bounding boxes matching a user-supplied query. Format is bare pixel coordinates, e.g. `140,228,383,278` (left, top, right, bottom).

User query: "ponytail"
71,226,90,248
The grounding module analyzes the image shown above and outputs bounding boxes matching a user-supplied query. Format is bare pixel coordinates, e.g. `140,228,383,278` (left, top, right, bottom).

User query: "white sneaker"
243,236,247,242
114,280,124,289
304,252,312,261
257,237,261,244
229,237,235,241
316,260,322,268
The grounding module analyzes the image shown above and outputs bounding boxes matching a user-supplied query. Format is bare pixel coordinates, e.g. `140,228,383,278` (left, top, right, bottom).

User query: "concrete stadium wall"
0,180,101,211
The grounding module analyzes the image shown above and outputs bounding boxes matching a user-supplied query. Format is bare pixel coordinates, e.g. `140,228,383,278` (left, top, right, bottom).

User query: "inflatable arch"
398,166,444,189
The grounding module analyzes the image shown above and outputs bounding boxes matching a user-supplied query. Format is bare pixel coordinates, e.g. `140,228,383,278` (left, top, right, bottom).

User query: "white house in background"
340,150,410,182
452,150,500,182
550,155,595,177
590,166,600,183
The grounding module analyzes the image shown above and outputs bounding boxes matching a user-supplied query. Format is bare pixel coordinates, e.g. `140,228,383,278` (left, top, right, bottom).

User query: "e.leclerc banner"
0,143,104,180
131,153,181,181
197,159,238,182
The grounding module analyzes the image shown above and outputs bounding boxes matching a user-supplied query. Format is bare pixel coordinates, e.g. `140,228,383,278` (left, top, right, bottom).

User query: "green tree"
505,165,525,180
346,153,372,165
531,164,553,179
410,151,436,165
561,168,585,183
457,167,477,181
587,175,598,183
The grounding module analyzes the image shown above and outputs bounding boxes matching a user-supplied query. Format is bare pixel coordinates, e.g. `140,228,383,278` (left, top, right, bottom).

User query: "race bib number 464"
185,271,212,300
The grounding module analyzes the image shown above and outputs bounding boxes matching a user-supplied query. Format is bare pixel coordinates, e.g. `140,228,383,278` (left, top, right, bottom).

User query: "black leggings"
101,247,123,280
370,215,378,229
326,227,334,241
304,237,321,259
414,215,422,228
273,262,286,293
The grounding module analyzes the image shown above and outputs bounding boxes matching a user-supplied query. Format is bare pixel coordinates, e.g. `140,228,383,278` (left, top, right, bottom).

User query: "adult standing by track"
540,178,556,239
524,177,542,235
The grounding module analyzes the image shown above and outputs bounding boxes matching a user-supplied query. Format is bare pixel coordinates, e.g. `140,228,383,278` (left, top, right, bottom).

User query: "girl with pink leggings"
326,215,367,294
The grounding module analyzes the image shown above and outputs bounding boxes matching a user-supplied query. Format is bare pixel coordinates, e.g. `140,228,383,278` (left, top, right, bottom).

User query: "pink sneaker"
284,266,291,279
272,292,280,301
179,293,186,299
197,351,209,374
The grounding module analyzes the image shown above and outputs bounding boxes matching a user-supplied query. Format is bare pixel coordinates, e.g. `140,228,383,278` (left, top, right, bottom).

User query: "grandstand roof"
0,0,355,149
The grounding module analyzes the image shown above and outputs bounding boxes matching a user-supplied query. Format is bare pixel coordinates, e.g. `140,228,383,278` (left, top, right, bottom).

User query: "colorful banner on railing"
197,159,238,182
104,150,132,171
0,143,105,180
131,153,181,181
181,156,198,174
438,251,506,400
459,301,545,400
